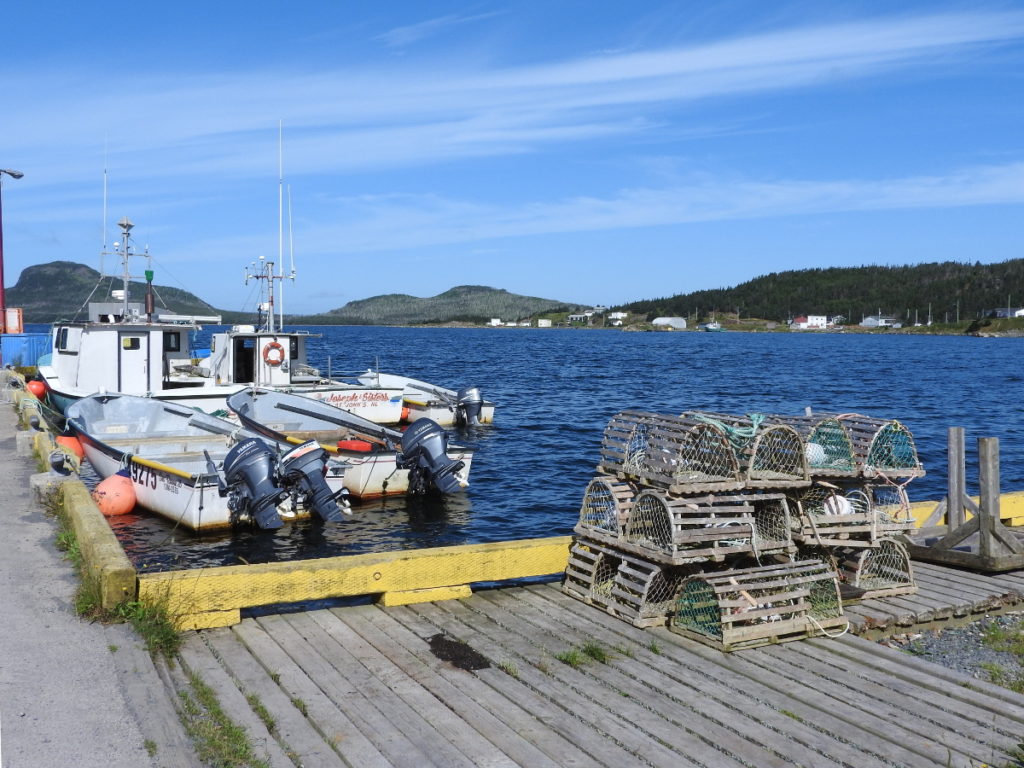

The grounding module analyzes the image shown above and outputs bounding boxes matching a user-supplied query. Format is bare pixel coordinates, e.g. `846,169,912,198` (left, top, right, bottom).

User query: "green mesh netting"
591,553,620,601
866,423,919,470
673,579,722,639
749,426,806,481
807,577,843,620
805,419,856,471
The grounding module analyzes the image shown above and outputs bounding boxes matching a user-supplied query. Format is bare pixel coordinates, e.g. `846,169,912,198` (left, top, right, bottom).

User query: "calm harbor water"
75,326,1023,572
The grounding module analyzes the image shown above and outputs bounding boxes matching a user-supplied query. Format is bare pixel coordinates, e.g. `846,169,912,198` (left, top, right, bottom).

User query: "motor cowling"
278,440,347,522
400,418,468,494
222,438,285,529
455,386,483,426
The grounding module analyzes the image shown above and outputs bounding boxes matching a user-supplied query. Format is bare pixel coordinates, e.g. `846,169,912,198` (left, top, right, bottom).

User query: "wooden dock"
166,571,1024,768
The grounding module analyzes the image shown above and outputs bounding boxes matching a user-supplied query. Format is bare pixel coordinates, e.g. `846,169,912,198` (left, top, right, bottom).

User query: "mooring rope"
692,412,766,451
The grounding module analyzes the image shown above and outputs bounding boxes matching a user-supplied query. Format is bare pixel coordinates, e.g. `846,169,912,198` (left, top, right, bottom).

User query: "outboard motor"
221,438,286,529
278,440,348,522
455,386,483,426
400,418,468,494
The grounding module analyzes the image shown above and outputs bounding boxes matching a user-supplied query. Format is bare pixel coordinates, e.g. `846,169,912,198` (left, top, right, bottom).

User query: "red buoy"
92,469,136,516
26,380,46,399
337,439,375,453
55,435,85,461
400,406,411,422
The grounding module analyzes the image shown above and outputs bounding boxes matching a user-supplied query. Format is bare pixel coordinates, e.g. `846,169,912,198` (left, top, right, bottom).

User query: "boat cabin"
207,326,322,387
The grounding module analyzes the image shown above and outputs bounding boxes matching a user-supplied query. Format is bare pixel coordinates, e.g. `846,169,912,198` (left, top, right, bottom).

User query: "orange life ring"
262,341,286,366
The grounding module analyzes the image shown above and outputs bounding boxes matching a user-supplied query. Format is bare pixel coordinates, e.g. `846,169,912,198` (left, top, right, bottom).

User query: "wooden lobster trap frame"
596,489,795,565
669,560,847,651
598,411,743,493
836,538,917,600
681,411,811,488
562,537,693,627
790,482,915,548
829,414,925,479
763,414,858,478
576,475,636,537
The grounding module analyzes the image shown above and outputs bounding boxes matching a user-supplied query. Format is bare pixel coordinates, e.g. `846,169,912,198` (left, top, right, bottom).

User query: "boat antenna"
101,139,108,275
278,120,285,330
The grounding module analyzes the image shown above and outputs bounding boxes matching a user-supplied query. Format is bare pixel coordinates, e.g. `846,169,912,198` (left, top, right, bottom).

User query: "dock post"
978,437,1000,561
947,427,966,528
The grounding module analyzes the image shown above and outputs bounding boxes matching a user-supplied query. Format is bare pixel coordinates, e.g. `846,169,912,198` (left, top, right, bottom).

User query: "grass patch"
116,599,182,659
497,660,519,678
290,697,308,717
144,739,157,757
554,648,587,668
581,641,611,663
980,618,1024,695
648,641,662,655
178,670,269,768
246,693,276,734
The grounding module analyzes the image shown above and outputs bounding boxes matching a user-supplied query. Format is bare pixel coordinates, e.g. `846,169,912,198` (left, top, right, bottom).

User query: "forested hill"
619,260,1024,323
300,285,578,325
7,261,229,323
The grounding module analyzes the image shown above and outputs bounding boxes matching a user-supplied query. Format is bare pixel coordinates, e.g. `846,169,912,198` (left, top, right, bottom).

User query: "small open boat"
357,371,496,426
66,393,350,531
226,387,472,498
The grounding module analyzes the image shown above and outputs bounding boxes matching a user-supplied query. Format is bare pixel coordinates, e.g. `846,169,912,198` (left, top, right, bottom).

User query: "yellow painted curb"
140,536,574,630
910,490,1024,528
60,481,137,610
378,584,474,607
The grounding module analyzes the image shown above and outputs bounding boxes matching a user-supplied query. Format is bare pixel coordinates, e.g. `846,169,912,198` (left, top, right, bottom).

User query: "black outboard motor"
278,440,347,522
222,438,286,529
400,418,467,494
455,386,483,426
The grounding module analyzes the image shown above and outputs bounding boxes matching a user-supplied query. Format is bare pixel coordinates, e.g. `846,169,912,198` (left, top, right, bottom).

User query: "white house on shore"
789,315,828,330
860,315,900,328
651,316,687,330
537,319,552,328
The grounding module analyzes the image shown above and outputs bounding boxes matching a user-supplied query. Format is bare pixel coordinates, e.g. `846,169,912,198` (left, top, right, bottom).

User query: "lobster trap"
611,490,794,564
669,560,847,651
563,537,693,627
763,415,858,477
598,411,742,492
831,414,925,478
681,411,810,488
790,482,915,548
576,476,636,537
836,539,916,600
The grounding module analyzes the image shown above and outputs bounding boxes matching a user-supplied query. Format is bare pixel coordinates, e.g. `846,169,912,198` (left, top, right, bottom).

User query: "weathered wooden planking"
342,605,578,768
411,598,684,767
529,583,970,768
202,629,352,768
176,634,297,768
241,615,429,766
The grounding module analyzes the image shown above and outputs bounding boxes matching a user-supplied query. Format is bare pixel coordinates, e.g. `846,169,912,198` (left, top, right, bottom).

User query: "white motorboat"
66,393,351,531
227,387,472,498
357,370,496,427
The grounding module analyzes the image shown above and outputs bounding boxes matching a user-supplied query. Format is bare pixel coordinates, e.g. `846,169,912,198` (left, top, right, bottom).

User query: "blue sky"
2,1,1022,314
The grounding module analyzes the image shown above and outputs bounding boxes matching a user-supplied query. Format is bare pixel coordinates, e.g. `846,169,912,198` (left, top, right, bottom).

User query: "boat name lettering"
322,392,389,404
163,477,180,495
130,462,158,490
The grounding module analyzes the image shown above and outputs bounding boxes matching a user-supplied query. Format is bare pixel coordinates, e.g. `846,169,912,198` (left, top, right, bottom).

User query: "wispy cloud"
8,10,1024,183
375,11,504,49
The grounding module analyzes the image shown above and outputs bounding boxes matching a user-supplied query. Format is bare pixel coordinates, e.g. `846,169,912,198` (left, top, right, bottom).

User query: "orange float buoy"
400,406,411,422
91,469,136,516
337,439,375,453
55,435,85,461
26,380,46,399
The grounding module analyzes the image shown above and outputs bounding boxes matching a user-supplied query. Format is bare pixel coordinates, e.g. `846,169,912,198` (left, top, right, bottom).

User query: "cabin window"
289,338,299,359
122,337,141,351
163,332,181,352
56,327,69,350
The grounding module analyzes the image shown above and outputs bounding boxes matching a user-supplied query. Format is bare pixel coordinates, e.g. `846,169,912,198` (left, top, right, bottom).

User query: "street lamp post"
0,168,25,333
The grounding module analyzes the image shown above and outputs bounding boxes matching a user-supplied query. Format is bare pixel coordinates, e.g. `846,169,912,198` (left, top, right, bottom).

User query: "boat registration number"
130,462,158,490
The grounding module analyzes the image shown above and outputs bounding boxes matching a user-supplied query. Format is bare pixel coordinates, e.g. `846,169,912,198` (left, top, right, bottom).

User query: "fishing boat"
66,393,351,530
356,371,495,426
36,218,405,422
226,387,472,498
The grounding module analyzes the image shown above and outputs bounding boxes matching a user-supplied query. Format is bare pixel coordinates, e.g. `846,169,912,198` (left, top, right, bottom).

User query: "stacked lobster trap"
564,408,925,649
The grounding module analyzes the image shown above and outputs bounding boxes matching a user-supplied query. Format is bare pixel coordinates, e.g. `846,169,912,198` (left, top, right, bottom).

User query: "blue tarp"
1,333,51,367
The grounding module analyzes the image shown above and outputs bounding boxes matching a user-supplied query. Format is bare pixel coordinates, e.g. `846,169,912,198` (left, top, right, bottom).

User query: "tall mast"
278,120,285,330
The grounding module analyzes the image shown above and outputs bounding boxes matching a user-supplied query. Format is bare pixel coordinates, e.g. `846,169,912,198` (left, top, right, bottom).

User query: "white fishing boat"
66,393,351,531
36,218,405,422
356,371,496,427
227,387,472,499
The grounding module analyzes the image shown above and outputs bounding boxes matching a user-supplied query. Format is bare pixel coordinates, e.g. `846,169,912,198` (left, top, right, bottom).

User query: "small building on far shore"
860,315,900,328
537,319,552,328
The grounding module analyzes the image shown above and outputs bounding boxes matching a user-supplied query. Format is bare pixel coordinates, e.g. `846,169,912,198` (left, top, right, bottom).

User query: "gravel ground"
880,611,1024,687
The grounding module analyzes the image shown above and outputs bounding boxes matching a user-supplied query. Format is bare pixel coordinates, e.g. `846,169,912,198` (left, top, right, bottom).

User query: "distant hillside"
297,285,579,325
619,261,1024,324
6,261,232,323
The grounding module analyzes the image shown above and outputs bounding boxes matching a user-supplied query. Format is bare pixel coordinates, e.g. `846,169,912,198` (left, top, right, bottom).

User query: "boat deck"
164,570,1024,768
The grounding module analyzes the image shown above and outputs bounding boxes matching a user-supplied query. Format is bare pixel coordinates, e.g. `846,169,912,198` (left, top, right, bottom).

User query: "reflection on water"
78,328,1024,572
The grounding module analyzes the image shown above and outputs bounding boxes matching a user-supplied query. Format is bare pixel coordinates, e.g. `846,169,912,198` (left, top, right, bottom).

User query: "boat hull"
356,371,496,426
